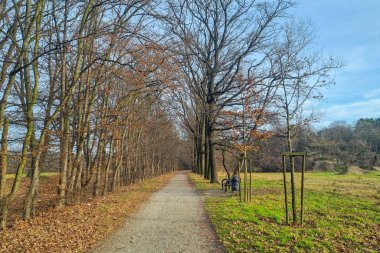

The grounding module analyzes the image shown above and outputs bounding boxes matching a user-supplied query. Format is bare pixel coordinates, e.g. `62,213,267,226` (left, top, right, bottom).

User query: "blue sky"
292,0,380,127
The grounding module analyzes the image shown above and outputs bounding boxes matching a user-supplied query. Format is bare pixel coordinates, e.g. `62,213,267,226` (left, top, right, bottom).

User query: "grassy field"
189,171,380,252
4,172,58,179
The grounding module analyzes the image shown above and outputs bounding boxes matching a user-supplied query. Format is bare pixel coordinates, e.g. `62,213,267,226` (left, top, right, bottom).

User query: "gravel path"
92,171,224,253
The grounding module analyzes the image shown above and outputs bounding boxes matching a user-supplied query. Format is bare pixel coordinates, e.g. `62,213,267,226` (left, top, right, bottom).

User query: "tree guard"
281,152,307,225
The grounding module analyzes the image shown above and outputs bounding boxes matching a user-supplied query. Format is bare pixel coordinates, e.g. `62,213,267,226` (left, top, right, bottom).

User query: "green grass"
188,173,222,190
4,172,58,179
190,171,380,252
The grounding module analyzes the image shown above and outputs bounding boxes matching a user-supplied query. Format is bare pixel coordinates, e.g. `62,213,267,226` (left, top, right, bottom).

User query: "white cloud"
362,88,380,99
325,99,380,122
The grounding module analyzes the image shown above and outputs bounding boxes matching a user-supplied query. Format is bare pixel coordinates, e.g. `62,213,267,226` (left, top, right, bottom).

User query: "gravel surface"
92,171,224,253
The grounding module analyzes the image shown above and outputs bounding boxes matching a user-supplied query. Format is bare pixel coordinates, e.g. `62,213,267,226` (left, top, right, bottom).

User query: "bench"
221,178,232,192
222,176,239,192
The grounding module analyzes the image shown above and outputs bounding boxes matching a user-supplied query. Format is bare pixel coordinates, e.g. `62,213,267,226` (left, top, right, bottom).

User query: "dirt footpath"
92,171,224,253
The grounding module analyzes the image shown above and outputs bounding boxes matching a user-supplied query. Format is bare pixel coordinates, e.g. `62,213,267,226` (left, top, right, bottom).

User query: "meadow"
189,171,380,252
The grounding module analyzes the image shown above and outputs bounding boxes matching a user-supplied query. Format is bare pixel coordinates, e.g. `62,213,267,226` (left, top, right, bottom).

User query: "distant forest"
251,118,380,172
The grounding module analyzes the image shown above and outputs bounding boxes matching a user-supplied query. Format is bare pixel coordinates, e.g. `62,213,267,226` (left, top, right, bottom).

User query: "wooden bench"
221,178,232,192
222,177,239,192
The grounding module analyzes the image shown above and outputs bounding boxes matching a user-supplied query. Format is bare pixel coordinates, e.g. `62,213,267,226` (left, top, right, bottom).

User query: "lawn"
189,171,380,252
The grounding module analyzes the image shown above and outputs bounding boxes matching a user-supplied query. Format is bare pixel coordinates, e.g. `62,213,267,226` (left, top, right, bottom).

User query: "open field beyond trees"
189,171,380,252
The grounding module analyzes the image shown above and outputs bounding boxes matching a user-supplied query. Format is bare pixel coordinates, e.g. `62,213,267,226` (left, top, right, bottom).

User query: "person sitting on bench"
231,171,239,191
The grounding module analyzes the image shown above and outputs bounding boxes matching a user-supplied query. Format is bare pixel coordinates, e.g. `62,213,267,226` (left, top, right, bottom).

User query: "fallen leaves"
0,172,175,253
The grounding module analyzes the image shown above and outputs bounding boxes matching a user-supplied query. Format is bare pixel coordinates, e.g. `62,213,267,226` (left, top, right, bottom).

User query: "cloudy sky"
292,0,380,127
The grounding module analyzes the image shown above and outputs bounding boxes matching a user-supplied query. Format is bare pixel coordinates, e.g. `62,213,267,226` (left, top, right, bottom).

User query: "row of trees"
0,0,181,229
249,118,380,171
314,119,380,169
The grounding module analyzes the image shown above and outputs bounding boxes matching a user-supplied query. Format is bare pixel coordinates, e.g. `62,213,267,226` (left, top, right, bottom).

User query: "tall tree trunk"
202,115,208,179
103,139,113,196
206,98,218,183
0,118,9,197
57,0,69,208
23,0,46,219
93,138,104,197
208,124,218,183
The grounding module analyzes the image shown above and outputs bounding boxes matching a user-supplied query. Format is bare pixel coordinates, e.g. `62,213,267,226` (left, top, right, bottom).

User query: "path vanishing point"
92,171,224,253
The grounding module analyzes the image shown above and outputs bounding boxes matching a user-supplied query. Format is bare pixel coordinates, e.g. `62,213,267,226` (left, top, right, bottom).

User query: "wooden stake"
301,154,306,225
290,156,297,224
238,158,242,202
249,159,252,202
282,155,289,225
244,158,247,202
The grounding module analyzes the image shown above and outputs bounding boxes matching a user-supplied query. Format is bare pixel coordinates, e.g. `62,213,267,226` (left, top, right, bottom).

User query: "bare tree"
160,0,295,182
269,20,342,223
0,0,181,229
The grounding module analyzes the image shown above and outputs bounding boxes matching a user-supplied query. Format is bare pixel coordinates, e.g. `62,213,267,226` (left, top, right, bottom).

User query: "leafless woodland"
0,0,344,229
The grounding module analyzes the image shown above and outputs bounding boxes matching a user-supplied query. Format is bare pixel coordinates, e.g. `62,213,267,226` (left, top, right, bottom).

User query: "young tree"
269,20,342,222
